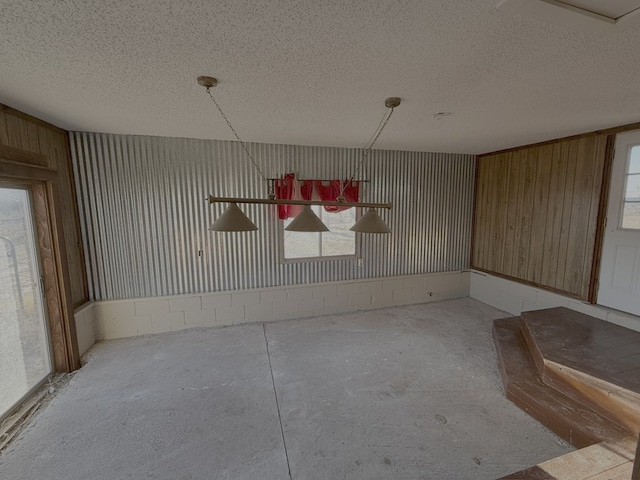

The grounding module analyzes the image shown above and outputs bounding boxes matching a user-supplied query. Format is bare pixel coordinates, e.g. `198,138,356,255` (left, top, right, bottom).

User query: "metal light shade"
285,205,329,232
350,208,391,234
210,202,258,232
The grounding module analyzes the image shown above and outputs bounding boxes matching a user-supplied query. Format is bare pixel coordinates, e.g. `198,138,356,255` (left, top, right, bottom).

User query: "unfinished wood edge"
499,437,637,480
535,435,638,480
545,360,640,433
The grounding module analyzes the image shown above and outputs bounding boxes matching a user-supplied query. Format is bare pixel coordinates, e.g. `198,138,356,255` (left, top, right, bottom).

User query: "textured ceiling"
1,0,640,154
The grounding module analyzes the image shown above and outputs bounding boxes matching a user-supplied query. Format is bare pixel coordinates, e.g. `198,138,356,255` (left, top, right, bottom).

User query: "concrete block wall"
74,302,97,356
87,271,469,341
470,270,640,332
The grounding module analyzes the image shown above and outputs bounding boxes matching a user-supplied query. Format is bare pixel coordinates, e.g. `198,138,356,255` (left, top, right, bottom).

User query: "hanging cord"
205,87,273,195
340,107,395,198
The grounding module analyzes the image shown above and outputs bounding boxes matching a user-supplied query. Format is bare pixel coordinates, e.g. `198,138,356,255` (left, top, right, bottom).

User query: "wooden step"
498,434,638,480
520,307,640,433
493,318,629,449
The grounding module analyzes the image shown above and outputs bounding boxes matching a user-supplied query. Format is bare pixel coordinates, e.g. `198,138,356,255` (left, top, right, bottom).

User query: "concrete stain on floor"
0,298,573,479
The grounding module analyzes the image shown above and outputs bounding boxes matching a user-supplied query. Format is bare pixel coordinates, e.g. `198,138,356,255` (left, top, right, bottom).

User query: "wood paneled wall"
472,133,611,301
0,104,87,371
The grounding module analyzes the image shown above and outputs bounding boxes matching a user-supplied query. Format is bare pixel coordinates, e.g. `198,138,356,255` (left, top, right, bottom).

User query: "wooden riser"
493,318,628,449
520,308,640,433
499,434,638,480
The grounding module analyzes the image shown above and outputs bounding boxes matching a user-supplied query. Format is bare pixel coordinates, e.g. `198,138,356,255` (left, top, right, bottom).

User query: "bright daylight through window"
622,146,640,229
283,206,357,260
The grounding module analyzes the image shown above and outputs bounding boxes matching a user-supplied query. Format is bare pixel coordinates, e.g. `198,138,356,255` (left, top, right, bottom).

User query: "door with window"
0,185,52,420
598,131,640,316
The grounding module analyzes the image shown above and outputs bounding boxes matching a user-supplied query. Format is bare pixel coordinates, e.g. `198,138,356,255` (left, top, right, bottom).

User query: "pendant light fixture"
285,205,330,232
198,75,399,233
210,202,258,232
350,207,391,234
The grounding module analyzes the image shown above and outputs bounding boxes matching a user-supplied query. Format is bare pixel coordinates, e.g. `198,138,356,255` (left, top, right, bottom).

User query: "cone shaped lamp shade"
210,203,258,232
350,208,391,234
285,205,329,232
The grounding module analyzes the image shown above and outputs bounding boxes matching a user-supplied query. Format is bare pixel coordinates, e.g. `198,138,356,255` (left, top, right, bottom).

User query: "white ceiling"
565,0,640,19
1,0,640,154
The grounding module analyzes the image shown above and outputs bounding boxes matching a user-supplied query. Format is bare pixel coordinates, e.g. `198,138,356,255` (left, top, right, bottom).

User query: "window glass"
283,206,356,260
628,146,640,174
621,146,640,230
625,174,640,200
283,229,320,259
621,202,640,229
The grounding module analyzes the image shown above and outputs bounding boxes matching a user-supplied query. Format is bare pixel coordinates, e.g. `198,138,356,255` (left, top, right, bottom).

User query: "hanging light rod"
208,195,392,210
199,74,399,233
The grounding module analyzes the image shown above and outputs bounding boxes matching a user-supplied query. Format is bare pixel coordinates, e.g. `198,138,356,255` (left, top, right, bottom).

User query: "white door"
598,130,640,315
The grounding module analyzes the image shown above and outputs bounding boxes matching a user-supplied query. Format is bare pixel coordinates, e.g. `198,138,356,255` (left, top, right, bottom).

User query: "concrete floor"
0,298,573,479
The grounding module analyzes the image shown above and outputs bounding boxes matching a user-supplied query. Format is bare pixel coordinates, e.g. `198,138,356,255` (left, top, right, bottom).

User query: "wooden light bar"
208,195,392,210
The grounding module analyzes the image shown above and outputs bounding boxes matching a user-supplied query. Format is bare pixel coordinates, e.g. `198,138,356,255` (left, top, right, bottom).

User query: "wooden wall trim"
63,138,87,310
31,183,80,371
469,154,481,268
480,121,640,158
0,104,66,135
0,145,48,166
0,158,57,181
588,135,616,303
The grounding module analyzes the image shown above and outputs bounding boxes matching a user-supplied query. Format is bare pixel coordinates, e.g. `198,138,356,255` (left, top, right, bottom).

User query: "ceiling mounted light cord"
203,82,271,195
198,75,399,233
341,97,399,234
341,105,396,200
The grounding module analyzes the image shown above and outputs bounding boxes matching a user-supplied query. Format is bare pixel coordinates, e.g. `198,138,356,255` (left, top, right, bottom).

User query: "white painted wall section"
74,302,97,356
470,270,640,332
89,271,469,341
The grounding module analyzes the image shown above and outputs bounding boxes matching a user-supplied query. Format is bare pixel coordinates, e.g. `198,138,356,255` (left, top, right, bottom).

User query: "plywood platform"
493,307,640,479
501,435,638,480
493,319,629,448
521,308,640,432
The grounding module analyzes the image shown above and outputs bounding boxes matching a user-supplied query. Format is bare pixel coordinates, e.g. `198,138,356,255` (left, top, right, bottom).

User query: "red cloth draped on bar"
315,180,359,212
300,180,314,200
274,174,315,219
274,173,295,219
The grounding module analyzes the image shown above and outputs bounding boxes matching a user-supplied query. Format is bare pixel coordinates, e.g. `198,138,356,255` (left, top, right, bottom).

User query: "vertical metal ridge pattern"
70,133,475,300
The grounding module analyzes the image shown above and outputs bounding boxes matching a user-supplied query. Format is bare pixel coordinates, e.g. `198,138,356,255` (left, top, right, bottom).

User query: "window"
282,206,357,260
621,146,640,229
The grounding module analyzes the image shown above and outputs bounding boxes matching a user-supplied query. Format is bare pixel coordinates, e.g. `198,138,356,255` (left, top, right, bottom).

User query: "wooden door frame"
588,134,616,304
0,160,80,372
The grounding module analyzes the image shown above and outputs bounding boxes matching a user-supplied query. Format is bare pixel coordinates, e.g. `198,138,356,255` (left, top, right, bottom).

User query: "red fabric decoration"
275,175,359,218
300,180,314,200
274,173,295,219
288,179,314,218
315,180,359,212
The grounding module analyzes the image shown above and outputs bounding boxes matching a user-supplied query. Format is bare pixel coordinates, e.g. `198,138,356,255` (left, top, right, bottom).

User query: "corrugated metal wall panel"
70,133,475,300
